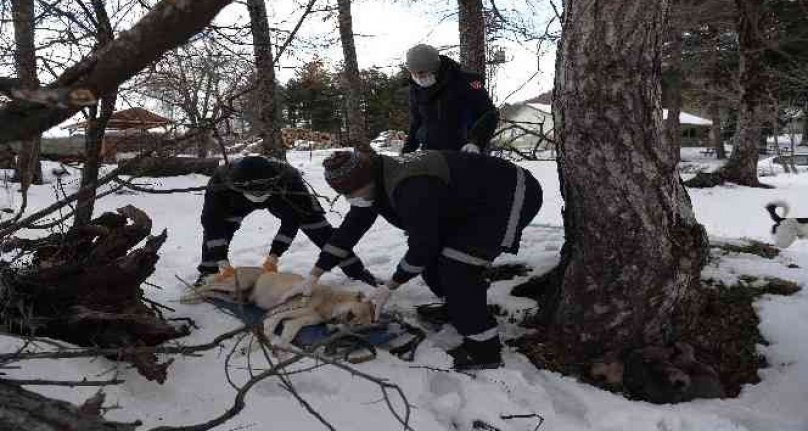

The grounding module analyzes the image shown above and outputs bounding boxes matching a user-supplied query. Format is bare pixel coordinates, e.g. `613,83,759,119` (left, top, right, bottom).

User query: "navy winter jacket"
315,151,542,284
199,159,372,282
403,56,499,153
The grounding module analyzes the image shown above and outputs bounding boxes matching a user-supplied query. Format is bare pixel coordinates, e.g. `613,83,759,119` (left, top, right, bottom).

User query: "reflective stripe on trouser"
206,238,228,248
324,244,350,258
398,259,425,275
441,247,492,267
501,167,526,249
300,220,330,230
274,233,294,244
339,256,360,268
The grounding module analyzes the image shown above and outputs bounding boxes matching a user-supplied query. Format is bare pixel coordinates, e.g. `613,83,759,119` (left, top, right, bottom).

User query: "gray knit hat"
405,44,441,73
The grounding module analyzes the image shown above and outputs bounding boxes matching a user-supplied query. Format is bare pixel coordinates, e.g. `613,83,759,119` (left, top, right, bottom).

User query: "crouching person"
293,150,542,370
197,156,378,286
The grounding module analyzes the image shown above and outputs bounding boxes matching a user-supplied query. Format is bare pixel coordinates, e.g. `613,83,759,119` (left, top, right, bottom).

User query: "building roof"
521,92,553,105
662,109,712,126
64,107,172,130
506,101,712,126
526,103,552,115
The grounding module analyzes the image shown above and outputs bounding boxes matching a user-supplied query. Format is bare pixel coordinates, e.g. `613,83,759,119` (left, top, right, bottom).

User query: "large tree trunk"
457,0,486,75
706,27,726,159
802,101,807,143
664,31,683,149
246,0,285,159
550,0,708,361
336,0,370,152
74,98,116,226
709,95,725,158
0,381,138,431
11,0,42,187
75,0,117,227
719,0,767,186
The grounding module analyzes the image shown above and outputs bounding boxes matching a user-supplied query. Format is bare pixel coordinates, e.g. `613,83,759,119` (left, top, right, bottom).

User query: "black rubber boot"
448,336,503,371
416,303,450,326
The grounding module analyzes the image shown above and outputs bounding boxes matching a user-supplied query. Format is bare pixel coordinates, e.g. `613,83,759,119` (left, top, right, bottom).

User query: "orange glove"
213,262,236,282
262,255,279,273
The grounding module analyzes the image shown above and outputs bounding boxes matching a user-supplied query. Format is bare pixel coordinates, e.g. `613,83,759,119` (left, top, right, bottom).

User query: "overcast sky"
40,0,559,136
227,0,558,104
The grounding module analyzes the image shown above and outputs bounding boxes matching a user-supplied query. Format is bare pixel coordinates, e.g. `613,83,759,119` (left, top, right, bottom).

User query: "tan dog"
180,267,265,304
182,268,374,346
258,272,374,346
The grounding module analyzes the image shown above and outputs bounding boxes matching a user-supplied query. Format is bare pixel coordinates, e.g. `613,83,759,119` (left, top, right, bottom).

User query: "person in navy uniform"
197,156,377,286
402,44,499,154
289,150,542,370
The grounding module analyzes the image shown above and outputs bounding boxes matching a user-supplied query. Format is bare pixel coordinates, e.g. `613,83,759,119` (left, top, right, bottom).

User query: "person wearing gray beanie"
406,44,441,77
402,44,499,154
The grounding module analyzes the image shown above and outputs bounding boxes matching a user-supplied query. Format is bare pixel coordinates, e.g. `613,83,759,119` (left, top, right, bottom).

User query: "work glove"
213,261,236,282
278,274,318,304
461,143,480,154
262,254,279,273
365,280,399,321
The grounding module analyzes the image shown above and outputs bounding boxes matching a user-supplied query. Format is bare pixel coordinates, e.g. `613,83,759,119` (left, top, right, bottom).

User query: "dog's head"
338,292,374,326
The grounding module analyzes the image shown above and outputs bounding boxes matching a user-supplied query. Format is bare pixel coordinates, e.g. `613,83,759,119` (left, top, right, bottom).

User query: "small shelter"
63,107,172,132
62,107,173,161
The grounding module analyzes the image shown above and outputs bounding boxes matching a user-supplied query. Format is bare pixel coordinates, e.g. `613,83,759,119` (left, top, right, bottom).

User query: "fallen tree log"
1,205,189,382
0,381,140,431
116,157,220,177
0,380,140,431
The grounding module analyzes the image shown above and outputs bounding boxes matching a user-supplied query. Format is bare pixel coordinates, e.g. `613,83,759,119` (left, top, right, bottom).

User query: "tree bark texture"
337,0,370,152
457,0,486,75
115,156,220,177
246,0,285,159
0,0,235,145
709,95,725,158
720,0,767,185
11,0,42,186
75,0,118,227
0,381,138,431
706,27,726,159
664,31,683,150
551,0,708,360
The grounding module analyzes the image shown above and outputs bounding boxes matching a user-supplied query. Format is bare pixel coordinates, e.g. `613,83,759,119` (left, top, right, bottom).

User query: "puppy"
766,201,808,248
256,272,374,346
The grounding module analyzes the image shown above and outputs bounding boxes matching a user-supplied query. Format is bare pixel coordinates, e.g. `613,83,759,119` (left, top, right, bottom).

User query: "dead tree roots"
1,205,189,382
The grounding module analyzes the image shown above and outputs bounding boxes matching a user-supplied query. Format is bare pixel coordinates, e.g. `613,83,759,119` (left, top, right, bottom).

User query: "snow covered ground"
1,150,807,431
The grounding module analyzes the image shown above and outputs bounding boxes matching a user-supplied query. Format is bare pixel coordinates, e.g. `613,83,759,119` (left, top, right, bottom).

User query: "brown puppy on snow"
182,268,374,346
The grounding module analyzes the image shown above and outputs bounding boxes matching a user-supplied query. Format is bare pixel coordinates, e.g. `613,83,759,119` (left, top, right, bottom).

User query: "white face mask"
346,196,374,207
243,192,270,203
412,73,437,88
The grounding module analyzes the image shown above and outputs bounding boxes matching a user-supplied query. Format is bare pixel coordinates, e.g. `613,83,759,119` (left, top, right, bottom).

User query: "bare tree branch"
0,0,235,144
